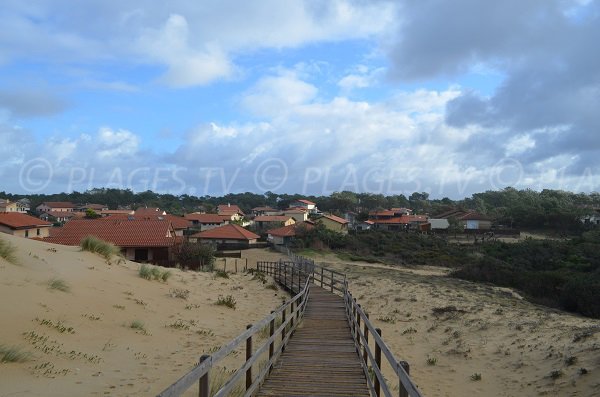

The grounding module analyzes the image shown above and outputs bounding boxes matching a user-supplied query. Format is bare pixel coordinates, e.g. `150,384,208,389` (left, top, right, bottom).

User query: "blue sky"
1,0,599,198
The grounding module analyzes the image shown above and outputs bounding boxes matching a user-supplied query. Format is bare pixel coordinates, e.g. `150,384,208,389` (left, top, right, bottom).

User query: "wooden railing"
270,246,424,397
156,272,311,397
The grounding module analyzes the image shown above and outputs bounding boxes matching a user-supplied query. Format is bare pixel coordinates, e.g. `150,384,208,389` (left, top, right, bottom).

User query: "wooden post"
198,354,210,397
290,301,295,329
223,258,226,272
363,313,369,365
331,270,334,292
375,328,382,397
235,259,238,273
352,298,357,338
399,361,410,397
282,307,287,352
246,324,253,391
269,312,275,373
244,258,248,271
356,303,361,344
320,267,324,287
291,266,295,293
284,265,287,290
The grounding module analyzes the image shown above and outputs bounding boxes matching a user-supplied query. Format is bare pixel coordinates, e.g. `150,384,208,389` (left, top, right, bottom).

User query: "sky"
1,0,599,198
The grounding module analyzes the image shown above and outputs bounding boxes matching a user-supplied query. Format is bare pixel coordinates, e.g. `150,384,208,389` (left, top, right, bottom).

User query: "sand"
0,234,284,396
313,252,600,397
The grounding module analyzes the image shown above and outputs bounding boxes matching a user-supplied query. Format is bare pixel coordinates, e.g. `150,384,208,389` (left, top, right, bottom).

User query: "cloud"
0,88,68,118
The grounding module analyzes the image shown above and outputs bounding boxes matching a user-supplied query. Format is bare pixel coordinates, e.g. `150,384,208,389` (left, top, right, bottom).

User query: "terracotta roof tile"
267,222,314,237
294,199,316,205
39,201,75,208
184,213,226,223
191,224,259,241
0,213,52,229
254,215,294,222
44,218,175,247
217,204,245,215
321,214,349,224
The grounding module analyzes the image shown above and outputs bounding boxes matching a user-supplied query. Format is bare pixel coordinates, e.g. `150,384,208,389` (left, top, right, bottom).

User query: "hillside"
0,234,282,396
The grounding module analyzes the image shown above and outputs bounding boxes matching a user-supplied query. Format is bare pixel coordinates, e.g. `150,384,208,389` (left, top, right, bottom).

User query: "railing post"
198,354,210,397
399,361,410,397
356,303,361,345
284,265,287,290
352,298,357,338
375,328,382,397
363,313,369,365
291,266,295,293
246,324,253,391
290,301,295,329
331,270,334,292
269,311,275,373
282,306,287,352
320,267,324,287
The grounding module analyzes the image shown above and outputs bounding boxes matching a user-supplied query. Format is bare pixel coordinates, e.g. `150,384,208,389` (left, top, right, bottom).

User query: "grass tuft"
0,237,18,264
48,278,70,292
139,264,171,282
130,320,146,332
215,270,229,279
80,236,119,260
426,356,437,366
215,295,237,309
0,345,31,362
470,373,482,381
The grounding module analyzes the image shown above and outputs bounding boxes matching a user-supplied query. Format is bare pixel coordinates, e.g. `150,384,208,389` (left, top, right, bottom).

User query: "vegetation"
426,356,437,366
0,237,18,264
0,345,32,362
214,269,229,278
175,241,215,271
138,264,171,282
80,235,119,260
169,288,190,300
471,373,482,381
129,320,146,333
48,278,70,292
215,295,237,309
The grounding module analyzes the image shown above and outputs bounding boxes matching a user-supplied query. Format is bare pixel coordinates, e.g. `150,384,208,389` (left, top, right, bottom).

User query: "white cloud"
97,127,140,158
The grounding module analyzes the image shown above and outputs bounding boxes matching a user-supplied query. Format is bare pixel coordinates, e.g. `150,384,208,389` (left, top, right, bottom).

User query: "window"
37,228,41,236
25,230,29,237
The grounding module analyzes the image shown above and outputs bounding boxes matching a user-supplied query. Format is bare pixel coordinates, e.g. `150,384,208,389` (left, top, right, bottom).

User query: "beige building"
36,202,75,213
318,214,349,234
0,213,52,238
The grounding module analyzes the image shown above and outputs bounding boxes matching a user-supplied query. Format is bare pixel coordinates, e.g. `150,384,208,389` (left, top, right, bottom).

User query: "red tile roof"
458,212,492,221
0,213,52,229
44,218,176,247
267,222,314,237
294,199,316,206
135,207,166,216
321,214,349,224
285,207,308,213
184,213,226,223
217,204,244,215
39,201,75,208
191,224,259,241
42,211,80,219
372,215,428,224
369,210,396,216
254,215,294,222
252,206,278,212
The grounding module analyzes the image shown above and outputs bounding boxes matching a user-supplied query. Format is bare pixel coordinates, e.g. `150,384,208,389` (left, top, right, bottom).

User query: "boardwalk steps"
257,286,370,397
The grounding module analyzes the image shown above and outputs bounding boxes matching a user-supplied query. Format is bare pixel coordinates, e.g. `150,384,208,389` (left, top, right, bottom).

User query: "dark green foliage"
174,241,215,271
452,231,600,318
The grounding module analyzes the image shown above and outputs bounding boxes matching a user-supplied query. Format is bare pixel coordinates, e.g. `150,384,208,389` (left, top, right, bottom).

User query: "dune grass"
80,235,119,260
48,278,70,292
0,237,18,264
139,264,172,282
0,345,32,363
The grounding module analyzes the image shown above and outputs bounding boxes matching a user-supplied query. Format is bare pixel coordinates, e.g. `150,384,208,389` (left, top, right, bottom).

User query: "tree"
85,209,100,219
174,241,215,271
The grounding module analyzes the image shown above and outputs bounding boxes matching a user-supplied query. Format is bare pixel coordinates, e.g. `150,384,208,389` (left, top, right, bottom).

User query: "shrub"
169,288,190,300
48,278,70,292
139,264,171,282
161,270,172,282
215,295,236,309
0,237,18,264
174,241,215,271
0,345,31,362
139,264,153,280
470,373,482,381
426,356,437,366
80,236,119,260
215,270,229,279
130,320,145,331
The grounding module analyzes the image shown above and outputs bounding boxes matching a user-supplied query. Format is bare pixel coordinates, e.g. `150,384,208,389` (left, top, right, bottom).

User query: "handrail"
272,245,424,397
157,270,311,397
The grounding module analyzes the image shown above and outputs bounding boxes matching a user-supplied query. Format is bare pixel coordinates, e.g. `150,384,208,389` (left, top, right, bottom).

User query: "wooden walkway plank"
256,286,370,397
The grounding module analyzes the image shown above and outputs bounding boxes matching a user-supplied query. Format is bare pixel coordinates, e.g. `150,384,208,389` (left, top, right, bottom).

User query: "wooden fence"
156,269,311,397
269,245,424,397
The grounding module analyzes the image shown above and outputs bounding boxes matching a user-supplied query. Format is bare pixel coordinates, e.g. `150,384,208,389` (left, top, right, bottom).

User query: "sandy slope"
0,234,284,397
314,252,600,397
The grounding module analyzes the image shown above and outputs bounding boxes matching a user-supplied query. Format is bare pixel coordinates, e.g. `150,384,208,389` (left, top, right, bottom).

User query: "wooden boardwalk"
257,285,370,397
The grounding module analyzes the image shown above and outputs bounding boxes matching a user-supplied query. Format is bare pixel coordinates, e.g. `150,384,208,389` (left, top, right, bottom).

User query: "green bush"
80,236,119,260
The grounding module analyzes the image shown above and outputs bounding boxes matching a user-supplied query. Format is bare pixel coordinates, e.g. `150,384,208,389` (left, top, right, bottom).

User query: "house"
429,218,450,231
184,213,228,231
189,224,260,248
356,220,374,231
0,199,18,213
253,215,295,229
36,202,75,213
283,208,309,223
368,208,413,220
40,211,81,223
318,214,349,234
76,203,109,212
290,199,318,213
267,222,315,246
459,212,492,230
217,204,244,221
99,209,135,217
581,208,600,226
0,213,52,238
109,211,190,236
251,206,280,217
371,215,429,231
45,218,177,263
17,198,31,213
135,207,167,216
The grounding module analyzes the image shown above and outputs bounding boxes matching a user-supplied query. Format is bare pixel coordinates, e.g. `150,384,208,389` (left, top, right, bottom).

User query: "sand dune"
315,252,600,397
0,234,284,396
